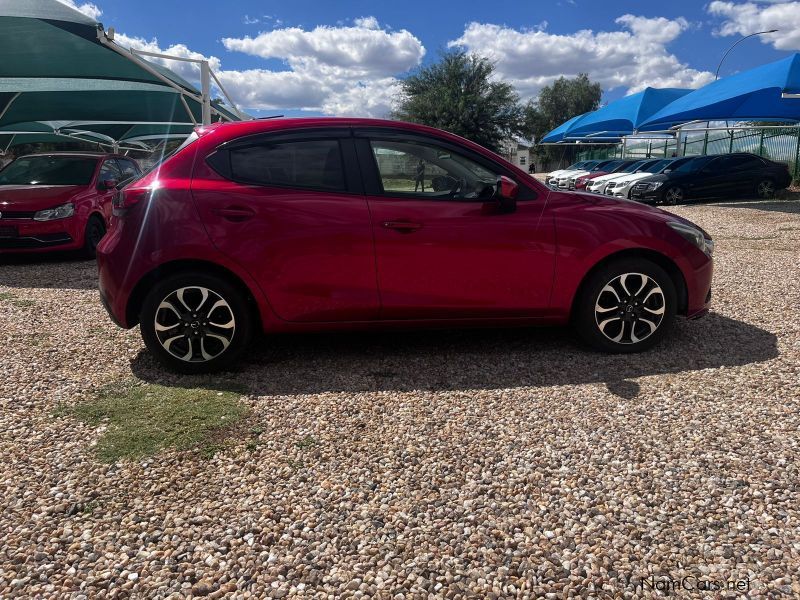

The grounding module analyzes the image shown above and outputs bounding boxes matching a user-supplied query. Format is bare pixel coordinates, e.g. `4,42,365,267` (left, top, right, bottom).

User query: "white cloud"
113,18,423,117
55,0,102,20
114,33,223,83
217,18,424,115
221,20,425,78
448,15,714,99
707,1,800,51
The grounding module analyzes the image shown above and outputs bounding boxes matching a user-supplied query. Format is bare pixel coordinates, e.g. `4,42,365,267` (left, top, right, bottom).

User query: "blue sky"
61,0,800,117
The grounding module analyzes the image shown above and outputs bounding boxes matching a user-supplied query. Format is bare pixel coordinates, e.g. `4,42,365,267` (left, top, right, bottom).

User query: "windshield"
674,156,712,173
619,161,646,174
0,156,98,186
642,160,672,173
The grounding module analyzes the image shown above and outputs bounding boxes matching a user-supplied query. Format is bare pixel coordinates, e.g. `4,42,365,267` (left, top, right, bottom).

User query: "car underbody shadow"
0,252,97,289
129,311,778,396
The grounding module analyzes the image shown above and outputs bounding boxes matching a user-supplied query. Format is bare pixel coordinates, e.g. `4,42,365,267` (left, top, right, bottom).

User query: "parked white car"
546,160,599,187
605,157,692,198
585,160,651,194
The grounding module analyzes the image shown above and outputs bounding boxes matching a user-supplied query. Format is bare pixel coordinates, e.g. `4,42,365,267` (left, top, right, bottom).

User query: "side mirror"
99,179,118,191
494,175,518,213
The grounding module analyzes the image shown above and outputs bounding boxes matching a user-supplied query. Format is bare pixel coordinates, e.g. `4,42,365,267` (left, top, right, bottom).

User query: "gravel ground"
1,199,799,599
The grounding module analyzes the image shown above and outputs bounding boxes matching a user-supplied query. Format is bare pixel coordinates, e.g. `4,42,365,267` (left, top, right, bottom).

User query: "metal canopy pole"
200,61,211,126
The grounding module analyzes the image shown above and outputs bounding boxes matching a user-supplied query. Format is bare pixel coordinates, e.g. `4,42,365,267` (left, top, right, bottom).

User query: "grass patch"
0,291,34,308
65,382,247,462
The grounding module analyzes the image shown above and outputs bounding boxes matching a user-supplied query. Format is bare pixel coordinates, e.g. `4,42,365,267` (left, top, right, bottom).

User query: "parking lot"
1,198,799,597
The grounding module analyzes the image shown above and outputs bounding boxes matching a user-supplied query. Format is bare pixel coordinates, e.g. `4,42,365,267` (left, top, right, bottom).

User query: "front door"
355,133,556,320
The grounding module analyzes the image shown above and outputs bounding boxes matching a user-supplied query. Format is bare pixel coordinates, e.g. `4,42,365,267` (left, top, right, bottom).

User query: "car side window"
369,139,498,200
728,156,763,171
117,159,141,179
229,139,346,191
99,159,122,183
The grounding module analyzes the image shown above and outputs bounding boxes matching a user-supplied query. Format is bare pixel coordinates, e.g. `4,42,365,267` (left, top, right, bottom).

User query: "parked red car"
97,119,713,373
0,152,141,256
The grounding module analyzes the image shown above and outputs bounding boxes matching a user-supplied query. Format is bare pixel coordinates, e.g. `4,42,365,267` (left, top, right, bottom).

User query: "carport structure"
0,0,246,152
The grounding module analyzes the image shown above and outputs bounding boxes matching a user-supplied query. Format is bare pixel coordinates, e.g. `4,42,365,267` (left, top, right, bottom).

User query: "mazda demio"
97,118,714,373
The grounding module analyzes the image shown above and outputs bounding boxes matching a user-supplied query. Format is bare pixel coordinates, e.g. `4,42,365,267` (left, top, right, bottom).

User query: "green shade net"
0,0,244,147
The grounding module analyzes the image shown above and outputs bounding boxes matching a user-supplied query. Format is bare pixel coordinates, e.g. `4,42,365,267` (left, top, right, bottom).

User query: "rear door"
191,129,380,323
691,156,734,198
724,155,765,197
354,129,556,320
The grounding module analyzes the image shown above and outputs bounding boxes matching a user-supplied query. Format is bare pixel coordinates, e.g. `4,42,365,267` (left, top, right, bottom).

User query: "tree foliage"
524,73,602,144
393,51,524,152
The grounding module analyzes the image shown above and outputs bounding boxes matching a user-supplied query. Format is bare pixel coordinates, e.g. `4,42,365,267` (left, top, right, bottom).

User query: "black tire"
755,178,775,199
139,271,254,373
81,214,106,259
662,185,684,206
573,258,677,353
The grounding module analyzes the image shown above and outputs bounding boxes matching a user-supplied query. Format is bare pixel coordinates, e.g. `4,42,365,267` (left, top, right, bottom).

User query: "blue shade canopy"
540,112,590,143
564,88,692,139
640,54,800,131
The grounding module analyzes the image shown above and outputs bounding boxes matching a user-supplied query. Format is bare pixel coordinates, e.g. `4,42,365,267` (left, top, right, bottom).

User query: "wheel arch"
125,259,263,329
570,248,688,319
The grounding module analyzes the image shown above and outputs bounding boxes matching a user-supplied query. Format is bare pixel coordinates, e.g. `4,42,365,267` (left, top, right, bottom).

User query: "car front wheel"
139,272,253,373
573,258,677,353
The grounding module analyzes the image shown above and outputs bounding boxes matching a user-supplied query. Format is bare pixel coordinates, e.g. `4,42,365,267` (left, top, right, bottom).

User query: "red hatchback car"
0,152,141,256
97,118,714,373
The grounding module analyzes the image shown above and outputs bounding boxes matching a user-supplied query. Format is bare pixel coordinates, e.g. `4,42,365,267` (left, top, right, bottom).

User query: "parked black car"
630,153,792,205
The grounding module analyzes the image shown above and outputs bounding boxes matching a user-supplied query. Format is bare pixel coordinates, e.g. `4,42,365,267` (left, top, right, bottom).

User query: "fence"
576,126,800,180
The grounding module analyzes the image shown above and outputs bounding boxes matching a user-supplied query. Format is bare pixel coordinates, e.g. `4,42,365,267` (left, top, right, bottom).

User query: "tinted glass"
0,156,98,186
675,156,714,172
602,160,627,172
640,160,671,173
117,159,140,179
370,140,498,200
620,161,646,173
99,160,122,183
229,140,345,191
726,155,764,171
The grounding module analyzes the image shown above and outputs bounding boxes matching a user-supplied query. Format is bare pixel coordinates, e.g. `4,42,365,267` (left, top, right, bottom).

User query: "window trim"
352,128,537,202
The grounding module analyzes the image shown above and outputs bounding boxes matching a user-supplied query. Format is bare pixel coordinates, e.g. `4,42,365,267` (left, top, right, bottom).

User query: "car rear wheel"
662,185,684,206
139,272,253,373
81,214,106,258
573,258,677,353
756,178,775,199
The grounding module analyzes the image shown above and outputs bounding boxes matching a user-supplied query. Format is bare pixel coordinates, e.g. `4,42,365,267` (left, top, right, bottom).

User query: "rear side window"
727,155,764,171
229,140,345,191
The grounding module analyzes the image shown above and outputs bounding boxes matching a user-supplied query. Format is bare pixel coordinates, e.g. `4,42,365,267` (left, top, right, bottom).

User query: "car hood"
590,173,626,184
0,185,86,211
612,172,654,184
563,190,712,237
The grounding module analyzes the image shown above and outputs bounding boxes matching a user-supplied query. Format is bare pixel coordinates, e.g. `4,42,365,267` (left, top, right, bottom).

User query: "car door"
354,130,556,320
724,155,765,197
191,129,380,323
690,156,734,198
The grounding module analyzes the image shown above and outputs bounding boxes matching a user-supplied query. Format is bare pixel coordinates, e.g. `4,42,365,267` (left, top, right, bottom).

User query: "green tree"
393,51,525,152
525,74,602,163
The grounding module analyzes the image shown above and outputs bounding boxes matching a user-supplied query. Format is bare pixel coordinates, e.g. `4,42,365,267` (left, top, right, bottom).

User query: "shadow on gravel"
0,253,97,290
130,312,778,397
714,199,800,215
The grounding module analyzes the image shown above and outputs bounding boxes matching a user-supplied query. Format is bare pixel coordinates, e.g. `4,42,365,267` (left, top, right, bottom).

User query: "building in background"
500,138,535,172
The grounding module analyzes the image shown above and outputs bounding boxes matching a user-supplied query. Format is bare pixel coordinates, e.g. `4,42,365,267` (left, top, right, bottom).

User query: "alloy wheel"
757,179,775,199
153,286,236,362
594,273,665,345
664,186,683,205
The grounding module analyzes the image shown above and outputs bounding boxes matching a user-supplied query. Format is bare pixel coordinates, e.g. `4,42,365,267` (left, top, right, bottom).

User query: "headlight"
668,221,714,256
34,203,75,221
649,182,664,190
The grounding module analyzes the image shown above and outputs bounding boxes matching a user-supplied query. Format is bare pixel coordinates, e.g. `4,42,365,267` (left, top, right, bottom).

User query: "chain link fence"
576,126,800,182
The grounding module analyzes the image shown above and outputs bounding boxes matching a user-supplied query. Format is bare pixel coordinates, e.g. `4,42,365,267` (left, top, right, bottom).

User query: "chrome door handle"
212,206,256,222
